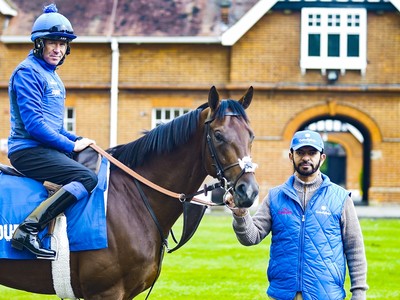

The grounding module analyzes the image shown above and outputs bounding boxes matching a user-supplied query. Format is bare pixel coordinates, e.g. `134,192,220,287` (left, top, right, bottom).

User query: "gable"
222,0,398,46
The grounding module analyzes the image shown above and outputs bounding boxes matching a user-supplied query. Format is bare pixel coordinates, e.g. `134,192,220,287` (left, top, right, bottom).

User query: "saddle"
0,147,102,193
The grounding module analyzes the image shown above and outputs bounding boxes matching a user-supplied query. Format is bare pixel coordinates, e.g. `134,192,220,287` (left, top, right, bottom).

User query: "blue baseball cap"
290,130,324,152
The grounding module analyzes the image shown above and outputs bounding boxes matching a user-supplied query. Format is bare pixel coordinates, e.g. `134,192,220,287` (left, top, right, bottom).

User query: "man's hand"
224,193,248,217
74,137,96,152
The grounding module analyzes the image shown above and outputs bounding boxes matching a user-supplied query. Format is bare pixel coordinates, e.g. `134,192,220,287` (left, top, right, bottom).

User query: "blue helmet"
31,4,77,42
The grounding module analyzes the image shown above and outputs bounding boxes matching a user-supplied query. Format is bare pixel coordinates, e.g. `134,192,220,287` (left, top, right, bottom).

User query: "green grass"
1,213,399,299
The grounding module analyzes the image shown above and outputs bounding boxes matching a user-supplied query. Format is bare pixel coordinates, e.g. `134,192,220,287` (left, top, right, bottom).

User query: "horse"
0,86,259,299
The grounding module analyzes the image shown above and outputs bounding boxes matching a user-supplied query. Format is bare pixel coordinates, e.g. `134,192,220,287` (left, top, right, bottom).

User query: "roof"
1,0,257,38
1,0,399,45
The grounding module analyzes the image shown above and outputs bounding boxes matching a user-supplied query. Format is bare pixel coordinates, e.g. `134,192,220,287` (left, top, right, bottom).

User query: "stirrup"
37,231,59,260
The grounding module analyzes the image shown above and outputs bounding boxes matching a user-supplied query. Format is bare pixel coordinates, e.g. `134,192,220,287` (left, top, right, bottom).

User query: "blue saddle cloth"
0,157,109,259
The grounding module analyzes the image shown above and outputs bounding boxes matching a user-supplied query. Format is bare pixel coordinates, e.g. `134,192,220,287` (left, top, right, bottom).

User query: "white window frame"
152,108,190,128
300,7,367,75
64,107,76,134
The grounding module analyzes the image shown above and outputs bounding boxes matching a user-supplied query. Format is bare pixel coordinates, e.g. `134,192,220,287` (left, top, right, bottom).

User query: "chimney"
219,0,232,25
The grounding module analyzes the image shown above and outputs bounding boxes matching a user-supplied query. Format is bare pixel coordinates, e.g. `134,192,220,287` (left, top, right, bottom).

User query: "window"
152,108,190,128
64,107,76,134
301,8,367,75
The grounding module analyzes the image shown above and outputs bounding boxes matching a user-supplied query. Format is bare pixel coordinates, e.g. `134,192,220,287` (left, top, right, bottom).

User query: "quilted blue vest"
267,174,348,300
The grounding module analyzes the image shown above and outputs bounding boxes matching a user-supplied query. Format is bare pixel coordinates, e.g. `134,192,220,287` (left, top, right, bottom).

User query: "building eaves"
0,35,221,44
0,0,17,16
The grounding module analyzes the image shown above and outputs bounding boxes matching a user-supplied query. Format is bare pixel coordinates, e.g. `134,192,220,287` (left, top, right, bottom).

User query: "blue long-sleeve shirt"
8,51,78,156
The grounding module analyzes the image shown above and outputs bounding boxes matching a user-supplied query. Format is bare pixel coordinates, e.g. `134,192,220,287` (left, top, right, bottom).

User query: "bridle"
203,111,257,199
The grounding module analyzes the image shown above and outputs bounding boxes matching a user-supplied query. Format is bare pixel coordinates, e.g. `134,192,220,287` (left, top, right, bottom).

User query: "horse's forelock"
213,100,249,123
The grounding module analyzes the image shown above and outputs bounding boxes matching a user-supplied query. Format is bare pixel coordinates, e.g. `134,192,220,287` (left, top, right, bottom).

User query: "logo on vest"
49,79,61,95
278,208,293,215
316,205,331,216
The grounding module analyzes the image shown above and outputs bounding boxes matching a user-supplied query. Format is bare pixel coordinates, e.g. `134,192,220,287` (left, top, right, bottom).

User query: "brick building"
1,0,399,204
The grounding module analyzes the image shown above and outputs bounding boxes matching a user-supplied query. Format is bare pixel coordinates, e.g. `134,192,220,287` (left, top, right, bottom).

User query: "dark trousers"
9,146,98,193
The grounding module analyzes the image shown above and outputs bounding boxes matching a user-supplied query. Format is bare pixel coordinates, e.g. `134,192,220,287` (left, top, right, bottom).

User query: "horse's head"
203,86,259,208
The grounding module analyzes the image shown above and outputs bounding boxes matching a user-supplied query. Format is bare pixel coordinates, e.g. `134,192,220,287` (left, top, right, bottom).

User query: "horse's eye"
250,133,255,143
214,131,224,142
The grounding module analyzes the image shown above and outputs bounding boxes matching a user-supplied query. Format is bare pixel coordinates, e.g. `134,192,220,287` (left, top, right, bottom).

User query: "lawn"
0,212,399,299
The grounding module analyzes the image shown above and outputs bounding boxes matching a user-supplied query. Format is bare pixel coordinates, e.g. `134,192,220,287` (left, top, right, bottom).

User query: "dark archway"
323,142,347,188
298,115,371,205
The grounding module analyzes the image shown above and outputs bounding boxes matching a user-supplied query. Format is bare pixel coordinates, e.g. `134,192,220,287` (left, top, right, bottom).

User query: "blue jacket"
8,51,78,157
267,174,348,300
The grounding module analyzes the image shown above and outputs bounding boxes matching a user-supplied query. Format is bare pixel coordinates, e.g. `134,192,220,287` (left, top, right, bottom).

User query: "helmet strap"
33,38,44,59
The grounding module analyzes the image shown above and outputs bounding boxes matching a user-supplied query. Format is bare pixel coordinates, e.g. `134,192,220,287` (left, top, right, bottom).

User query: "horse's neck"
144,142,207,193
138,133,208,229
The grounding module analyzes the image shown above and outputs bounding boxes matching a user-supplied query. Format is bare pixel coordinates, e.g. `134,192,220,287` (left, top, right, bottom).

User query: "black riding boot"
11,188,77,259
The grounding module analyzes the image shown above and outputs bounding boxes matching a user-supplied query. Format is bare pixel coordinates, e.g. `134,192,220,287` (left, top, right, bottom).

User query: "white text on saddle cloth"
238,156,258,173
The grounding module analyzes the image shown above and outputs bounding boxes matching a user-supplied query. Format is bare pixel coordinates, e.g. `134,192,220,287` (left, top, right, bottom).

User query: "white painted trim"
115,36,221,44
0,0,17,16
0,35,221,44
389,0,400,11
109,38,119,148
221,0,279,46
0,35,30,43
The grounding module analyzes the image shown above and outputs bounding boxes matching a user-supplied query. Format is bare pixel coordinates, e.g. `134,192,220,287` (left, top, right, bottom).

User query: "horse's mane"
109,99,248,168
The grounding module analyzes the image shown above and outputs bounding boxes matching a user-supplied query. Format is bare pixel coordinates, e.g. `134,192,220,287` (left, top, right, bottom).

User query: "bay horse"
0,86,259,299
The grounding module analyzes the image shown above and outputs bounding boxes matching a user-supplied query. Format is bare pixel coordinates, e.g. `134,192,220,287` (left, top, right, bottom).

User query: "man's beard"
293,159,321,177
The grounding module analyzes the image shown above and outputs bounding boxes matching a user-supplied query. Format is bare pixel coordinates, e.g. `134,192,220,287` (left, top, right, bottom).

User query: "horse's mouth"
233,183,259,208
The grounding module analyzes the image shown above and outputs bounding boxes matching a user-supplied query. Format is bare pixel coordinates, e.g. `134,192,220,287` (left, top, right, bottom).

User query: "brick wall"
0,10,399,203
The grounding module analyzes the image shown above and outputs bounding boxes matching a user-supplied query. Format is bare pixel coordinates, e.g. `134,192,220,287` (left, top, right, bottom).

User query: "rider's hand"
74,137,96,152
224,193,248,217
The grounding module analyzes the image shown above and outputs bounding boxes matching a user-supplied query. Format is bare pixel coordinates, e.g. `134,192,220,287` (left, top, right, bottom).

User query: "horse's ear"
238,86,253,109
208,86,220,112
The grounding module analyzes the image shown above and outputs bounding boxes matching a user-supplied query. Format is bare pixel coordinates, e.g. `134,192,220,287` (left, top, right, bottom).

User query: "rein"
89,144,219,206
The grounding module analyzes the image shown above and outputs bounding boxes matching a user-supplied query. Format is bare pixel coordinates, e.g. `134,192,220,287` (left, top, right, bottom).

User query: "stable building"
1,0,399,204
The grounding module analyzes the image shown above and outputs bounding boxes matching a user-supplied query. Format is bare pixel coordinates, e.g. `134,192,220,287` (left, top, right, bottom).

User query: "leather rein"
90,143,219,206
89,112,252,207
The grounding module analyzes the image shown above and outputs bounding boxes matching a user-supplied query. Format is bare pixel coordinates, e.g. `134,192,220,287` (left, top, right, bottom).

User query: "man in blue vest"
226,130,368,299
8,4,97,260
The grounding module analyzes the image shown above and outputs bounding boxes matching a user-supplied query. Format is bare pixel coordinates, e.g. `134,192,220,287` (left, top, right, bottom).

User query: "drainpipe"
110,37,119,147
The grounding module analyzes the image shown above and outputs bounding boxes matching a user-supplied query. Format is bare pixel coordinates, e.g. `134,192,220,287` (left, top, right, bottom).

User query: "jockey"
8,4,98,259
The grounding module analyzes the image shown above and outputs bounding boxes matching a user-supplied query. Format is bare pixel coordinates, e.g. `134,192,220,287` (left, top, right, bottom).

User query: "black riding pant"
9,146,98,193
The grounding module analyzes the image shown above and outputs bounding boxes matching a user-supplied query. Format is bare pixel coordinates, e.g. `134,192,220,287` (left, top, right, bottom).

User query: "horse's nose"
234,180,259,208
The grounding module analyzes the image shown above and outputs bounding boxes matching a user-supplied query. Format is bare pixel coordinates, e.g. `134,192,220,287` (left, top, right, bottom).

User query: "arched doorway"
299,118,368,204
283,102,382,206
